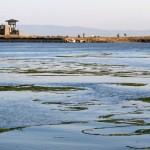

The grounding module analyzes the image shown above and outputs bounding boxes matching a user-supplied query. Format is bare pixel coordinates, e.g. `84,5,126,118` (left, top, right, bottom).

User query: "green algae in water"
33,99,41,102
78,100,101,106
82,126,150,137
82,126,132,136
137,97,150,103
0,85,85,92
41,102,71,105
135,129,150,135
57,121,88,125
118,83,147,87
142,71,150,75
99,118,148,126
0,127,24,134
0,128,13,133
99,114,115,118
126,146,150,149
42,102,63,105
63,106,88,111
69,107,88,111
19,69,46,74
113,71,134,77
18,68,110,76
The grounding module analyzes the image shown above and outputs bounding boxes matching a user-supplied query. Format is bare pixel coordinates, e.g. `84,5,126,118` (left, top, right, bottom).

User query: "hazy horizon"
18,25,150,37
0,0,150,30
17,24,150,31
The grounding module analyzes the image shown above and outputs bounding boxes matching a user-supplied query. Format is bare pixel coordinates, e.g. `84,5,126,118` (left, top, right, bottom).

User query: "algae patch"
0,85,85,92
41,102,71,105
0,127,24,134
82,126,150,136
61,106,88,111
126,146,150,149
68,107,88,111
99,114,115,119
19,69,110,76
33,99,41,102
118,83,147,87
135,129,150,135
98,118,148,126
136,97,150,103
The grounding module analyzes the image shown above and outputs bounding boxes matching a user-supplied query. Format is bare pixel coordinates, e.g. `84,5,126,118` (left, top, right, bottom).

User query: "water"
0,43,150,150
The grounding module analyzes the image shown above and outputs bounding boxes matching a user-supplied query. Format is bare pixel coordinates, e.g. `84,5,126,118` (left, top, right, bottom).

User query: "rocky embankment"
0,35,65,43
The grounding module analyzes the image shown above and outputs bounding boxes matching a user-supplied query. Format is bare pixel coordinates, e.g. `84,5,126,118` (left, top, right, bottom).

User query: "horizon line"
17,25,150,31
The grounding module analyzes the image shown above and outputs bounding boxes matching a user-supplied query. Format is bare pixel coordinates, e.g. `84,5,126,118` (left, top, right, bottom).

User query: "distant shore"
65,36,150,43
0,35,150,43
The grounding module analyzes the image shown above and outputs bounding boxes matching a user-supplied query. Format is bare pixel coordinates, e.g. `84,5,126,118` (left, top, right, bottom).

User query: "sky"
0,0,150,30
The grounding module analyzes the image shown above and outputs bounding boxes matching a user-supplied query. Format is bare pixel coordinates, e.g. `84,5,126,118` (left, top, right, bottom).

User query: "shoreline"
0,35,150,43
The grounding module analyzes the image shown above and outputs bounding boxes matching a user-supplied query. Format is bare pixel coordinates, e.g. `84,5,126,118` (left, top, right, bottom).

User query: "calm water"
0,43,150,150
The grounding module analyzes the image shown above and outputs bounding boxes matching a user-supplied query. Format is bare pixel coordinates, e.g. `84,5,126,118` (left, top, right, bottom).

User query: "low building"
5,19,19,35
0,25,10,35
0,19,19,35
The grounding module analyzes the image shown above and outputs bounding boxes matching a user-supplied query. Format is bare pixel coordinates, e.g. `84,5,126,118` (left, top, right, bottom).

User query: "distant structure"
0,25,10,35
0,19,19,35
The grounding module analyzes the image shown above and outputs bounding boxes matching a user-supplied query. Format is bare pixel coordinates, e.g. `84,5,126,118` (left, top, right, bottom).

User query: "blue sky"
0,0,150,30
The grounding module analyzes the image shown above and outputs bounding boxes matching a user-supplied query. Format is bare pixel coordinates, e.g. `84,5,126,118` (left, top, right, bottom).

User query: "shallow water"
0,43,150,150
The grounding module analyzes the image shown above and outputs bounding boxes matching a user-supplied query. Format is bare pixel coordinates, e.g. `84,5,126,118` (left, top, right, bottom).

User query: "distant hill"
18,25,150,37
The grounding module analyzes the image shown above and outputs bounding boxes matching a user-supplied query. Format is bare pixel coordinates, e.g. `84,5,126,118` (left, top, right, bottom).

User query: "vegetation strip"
0,127,24,134
18,69,109,76
117,83,147,86
0,85,85,92
137,97,150,103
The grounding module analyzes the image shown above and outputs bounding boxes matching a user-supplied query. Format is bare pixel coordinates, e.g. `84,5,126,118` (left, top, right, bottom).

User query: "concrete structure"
0,25,10,35
0,19,19,35
5,19,19,35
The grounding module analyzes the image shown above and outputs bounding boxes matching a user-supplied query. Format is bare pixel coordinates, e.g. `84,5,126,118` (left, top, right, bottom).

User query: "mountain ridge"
18,25,150,37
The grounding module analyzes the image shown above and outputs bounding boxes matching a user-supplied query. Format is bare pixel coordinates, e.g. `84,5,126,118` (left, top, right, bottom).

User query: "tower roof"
5,19,19,22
